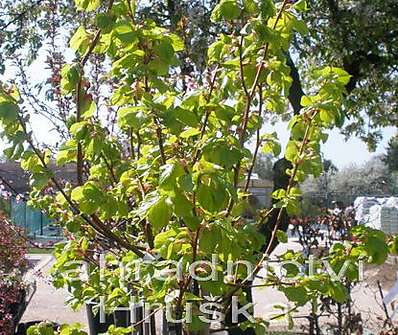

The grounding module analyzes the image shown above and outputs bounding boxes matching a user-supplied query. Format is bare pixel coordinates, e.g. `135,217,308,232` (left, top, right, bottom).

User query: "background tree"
302,156,398,208
383,133,398,173
297,0,398,149
252,153,274,180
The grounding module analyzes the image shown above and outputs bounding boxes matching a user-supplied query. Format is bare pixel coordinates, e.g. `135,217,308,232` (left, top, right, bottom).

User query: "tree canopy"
298,0,398,148
1,0,397,151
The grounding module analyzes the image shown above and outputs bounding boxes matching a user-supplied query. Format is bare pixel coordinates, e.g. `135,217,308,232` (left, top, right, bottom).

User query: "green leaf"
117,107,146,129
202,140,242,169
61,64,81,94
243,0,258,14
159,162,184,191
0,102,18,124
86,137,103,157
180,128,201,139
31,172,52,190
74,0,100,11
173,107,199,127
71,182,104,215
70,121,89,140
79,95,95,118
315,66,351,86
172,191,194,217
207,40,224,63
183,215,200,230
286,198,300,215
56,140,77,166
96,13,114,32
211,0,241,22
197,179,227,213
288,187,302,197
156,39,175,63
147,196,172,231
199,226,220,253
27,322,56,335
260,0,276,18
261,137,281,156
272,188,286,200
300,95,314,107
367,236,388,264
319,109,335,124
276,230,288,243
66,220,81,233
285,141,299,162
281,286,309,305
293,0,308,12
59,323,87,335
169,34,184,52
154,229,177,250
114,24,138,44
70,26,90,54
328,282,347,303
292,18,309,36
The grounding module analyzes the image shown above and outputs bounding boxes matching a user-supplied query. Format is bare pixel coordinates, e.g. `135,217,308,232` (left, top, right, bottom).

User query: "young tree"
0,1,395,334
2,0,397,248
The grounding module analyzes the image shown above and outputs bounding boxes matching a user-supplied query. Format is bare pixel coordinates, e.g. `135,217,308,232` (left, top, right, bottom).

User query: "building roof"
0,161,77,194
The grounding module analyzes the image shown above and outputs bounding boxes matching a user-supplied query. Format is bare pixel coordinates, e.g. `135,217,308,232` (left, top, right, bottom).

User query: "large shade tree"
298,0,398,148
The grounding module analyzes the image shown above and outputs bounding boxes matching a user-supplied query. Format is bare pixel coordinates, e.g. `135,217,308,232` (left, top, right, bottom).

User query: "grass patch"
28,247,53,254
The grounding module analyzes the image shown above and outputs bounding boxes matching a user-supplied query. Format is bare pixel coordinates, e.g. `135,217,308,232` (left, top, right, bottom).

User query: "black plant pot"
113,305,144,334
113,309,130,328
86,303,114,335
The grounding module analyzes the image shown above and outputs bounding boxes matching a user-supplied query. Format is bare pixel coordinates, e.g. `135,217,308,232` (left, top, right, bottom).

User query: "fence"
9,197,62,239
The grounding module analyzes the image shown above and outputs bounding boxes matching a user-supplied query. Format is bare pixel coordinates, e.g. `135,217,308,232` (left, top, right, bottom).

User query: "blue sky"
261,122,396,169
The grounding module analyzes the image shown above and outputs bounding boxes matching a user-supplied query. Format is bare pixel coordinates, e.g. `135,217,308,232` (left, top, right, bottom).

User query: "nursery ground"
20,243,398,333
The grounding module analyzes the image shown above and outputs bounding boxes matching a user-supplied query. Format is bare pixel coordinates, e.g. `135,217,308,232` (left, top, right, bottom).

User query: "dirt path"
20,254,87,327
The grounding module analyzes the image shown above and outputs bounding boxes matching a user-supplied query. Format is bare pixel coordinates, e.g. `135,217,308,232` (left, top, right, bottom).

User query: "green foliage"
1,0,390,332
27,323,87,335
211,0,241,22
383,133,398,173
298,0,398,148
74,0,100,12
276,230,288,243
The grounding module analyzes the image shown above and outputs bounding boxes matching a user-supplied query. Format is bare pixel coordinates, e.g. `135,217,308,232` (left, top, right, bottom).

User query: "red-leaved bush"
0,216,28,335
